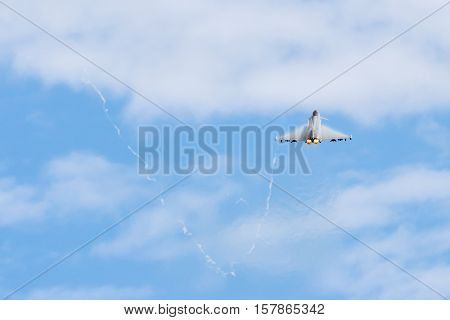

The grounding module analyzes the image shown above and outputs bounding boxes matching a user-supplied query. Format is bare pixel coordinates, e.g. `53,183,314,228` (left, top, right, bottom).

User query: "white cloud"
323,166,450,229
43,152,147,214
0,152,149,226
27,285,152,299
0,0,449,123
417,119,450,156
0,177,47,225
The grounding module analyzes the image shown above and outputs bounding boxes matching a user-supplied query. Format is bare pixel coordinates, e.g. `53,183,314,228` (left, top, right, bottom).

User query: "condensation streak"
84,79,150,174
179,221,236,278
248,156,277,255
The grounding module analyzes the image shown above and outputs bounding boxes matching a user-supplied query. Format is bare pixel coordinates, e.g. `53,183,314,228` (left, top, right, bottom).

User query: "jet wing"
320,125,352,141
278,125,309,142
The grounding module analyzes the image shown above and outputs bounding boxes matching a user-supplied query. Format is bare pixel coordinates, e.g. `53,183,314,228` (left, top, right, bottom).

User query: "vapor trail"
235,197,248,206
179,221,236,278
248,156,277,255
265,173,274,212
84,79,153,181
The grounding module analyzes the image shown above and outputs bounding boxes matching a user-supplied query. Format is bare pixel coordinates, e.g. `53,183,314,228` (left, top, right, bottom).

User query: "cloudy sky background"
1,0,450,299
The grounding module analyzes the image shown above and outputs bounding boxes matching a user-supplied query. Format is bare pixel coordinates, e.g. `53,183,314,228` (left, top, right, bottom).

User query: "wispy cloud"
0,152,149,226
0,0,449,123
416,119,450,156
0,177,47,225
26,285,152,299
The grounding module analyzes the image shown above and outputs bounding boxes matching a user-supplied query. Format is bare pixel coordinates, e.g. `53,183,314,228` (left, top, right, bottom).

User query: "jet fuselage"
307,110,321,143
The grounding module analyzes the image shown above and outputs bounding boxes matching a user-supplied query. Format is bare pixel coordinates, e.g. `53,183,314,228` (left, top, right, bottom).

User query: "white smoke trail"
83,79,154,182
247,243,256,255
235,197,248,206
247,156,277,255
265,173,274,212
85,80,121,136
179,221,236,278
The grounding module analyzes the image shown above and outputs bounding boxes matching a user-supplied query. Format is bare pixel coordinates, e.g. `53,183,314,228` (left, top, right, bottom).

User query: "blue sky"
1,0,450,299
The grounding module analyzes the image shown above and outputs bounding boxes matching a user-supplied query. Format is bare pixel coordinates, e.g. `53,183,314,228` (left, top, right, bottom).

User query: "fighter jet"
278,110,352,144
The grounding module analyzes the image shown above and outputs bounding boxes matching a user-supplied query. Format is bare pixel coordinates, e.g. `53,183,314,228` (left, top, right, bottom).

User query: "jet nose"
312,110,319,116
